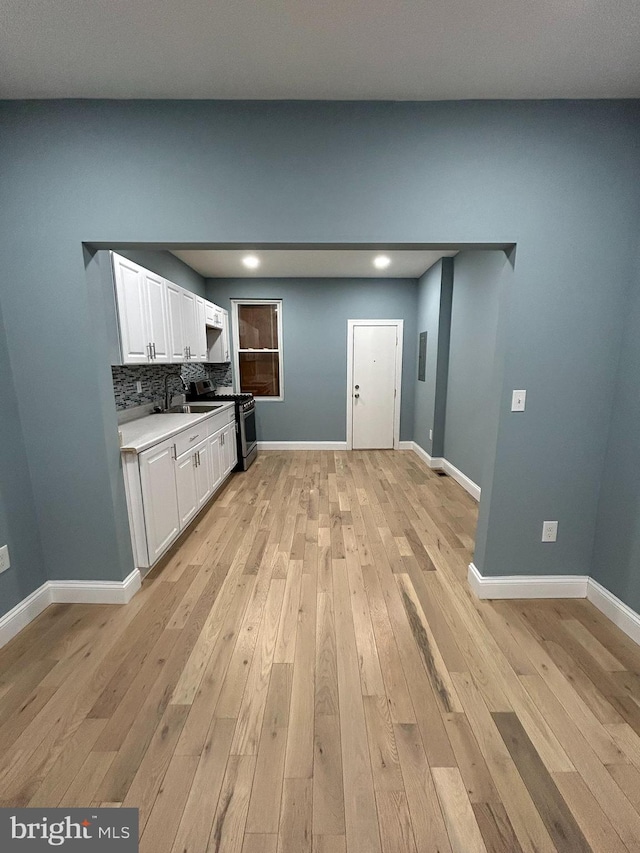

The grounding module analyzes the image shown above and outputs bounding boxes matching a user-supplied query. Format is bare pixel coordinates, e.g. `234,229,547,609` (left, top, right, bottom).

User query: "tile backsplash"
112,362,232,410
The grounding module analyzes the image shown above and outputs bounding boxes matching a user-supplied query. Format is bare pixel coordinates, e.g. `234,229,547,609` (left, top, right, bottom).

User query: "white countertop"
118,402,234,454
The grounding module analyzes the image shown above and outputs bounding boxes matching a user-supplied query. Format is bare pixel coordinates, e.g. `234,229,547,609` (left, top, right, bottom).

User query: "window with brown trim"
231,300,283,399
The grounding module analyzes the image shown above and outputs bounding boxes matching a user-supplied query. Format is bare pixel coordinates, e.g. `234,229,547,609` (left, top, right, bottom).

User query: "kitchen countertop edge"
118,402,235,454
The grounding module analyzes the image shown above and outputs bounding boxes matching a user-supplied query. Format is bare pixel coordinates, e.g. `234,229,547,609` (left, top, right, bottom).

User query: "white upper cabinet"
113,254,155,364
166,281,185,361
208,308,230,363
111,251,210,364
143,269,170,362
181,289,199,361
205,302,223,329
194,297,209,362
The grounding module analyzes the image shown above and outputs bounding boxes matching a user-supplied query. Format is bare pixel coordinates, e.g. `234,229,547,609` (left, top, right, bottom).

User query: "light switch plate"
511,390,526,412
0,545,10,573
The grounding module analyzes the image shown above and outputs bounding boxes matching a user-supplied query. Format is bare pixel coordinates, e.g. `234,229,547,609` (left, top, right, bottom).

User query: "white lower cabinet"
221,422,237,476
209,430,223,494
195,439,213,508
123,408,237,573
175,446,199,529
138,440,180,563
175,436,211,528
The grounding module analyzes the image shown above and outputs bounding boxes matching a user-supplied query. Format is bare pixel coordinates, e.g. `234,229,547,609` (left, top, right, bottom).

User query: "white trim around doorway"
346,319,404,451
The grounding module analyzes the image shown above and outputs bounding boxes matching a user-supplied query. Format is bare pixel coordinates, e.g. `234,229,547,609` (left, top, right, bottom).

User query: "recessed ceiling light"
242,254,260,269
373,255,391,269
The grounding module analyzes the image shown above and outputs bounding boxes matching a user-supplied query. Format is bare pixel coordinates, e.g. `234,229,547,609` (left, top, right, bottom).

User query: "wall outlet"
542,521,558,542
0,545,10,573
136,381,143,393
511,390,526,412
429,429,433,441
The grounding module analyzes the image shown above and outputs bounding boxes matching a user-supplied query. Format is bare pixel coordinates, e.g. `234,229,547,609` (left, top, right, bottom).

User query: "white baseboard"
49,569,141,605
467,562,588,599
587,578,640,647
258,441,347,451
0,584,52,650
440,459,481,501
468,563,640,648
0,569,142,649
406,442,481,501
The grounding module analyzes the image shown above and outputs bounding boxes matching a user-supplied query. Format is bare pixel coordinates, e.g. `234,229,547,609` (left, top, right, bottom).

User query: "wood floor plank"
451,673,556,853
120,703,190,829
472,802,524,853
375,790,418,853
274,560,303,663
443,712,500,804
171,717,236,853
231,579,286,756
242,835,278,853
393,723,453,853
520,673,640,851
432,766,488,853
312,837,346,853
140,753,199,853
361,564,415,725
492,711,591,853
313,714,345,835
363,694,404,792
207,754,256,853
284,573,316,779
246,664,292,834
552,771,629,853
332,558,382,853
277,777,312,853
315,592,339,716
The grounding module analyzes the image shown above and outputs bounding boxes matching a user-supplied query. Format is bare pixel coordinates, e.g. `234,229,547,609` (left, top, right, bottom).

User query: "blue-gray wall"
413,261,443,456
444,251,507,489
207,278,417,442
0,100,639,615
413,258,453,459
590,246,640,611
0,301,47,616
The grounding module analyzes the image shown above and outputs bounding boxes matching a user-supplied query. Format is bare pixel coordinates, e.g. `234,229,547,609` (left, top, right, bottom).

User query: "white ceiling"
171,249,458,279
1,0,639,99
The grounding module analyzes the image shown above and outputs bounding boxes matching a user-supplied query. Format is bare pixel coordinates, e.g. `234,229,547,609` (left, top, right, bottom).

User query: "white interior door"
349,322,402,449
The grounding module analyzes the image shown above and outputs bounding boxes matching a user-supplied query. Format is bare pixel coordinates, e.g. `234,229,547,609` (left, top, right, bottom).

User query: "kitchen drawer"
206,409,232,436
174,424,208,458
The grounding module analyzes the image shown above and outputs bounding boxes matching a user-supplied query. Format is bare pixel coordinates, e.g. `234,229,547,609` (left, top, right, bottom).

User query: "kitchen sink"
156,405,190,414
186,403,224,412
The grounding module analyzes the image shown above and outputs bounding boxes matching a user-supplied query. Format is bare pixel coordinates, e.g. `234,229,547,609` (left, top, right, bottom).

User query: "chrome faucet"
164,373,187,411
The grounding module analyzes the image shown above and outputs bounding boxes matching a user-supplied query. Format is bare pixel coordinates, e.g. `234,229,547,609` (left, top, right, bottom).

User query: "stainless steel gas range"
188,380,257,470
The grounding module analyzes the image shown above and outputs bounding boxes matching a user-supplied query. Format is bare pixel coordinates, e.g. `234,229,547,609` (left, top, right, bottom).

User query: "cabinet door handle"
171,443,176,460
147,343,152,361
152,342,157,359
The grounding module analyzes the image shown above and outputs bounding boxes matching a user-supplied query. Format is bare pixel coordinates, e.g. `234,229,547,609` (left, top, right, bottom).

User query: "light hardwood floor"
1,450,640,852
